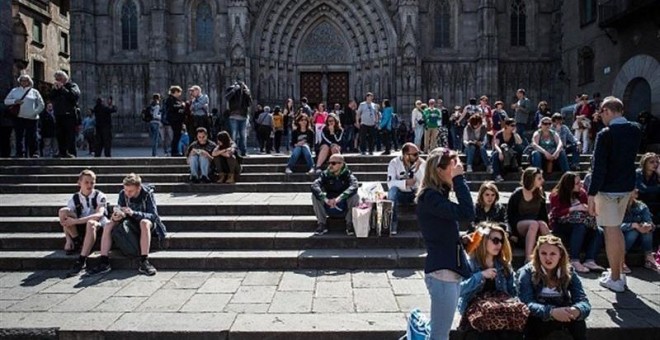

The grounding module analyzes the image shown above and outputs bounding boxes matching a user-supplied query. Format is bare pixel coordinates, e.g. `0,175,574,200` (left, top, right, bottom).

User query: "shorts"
594,192,632,227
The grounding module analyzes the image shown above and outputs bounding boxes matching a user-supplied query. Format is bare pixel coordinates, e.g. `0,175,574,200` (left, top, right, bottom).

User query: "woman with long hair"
530,117,570,174
620,189,659,273
517,235,591,340
212,131,241,184
285,114,315,174
283,98,295,152
635,152,659,211
549,172,604,273
416,147,475,340
312,103,328,145
507,167,550,261
315,114,343,173
469,182,509,234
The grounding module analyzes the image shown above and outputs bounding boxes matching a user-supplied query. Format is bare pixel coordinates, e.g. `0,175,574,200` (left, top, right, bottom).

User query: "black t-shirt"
291,129,314,148
342,107,356,126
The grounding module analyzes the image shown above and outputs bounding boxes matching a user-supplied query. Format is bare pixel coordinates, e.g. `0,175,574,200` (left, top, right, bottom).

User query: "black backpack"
72,190,110,218
141,106,153,122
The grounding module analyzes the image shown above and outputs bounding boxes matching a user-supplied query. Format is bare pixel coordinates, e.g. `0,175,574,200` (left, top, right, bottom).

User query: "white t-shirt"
67,190,108,219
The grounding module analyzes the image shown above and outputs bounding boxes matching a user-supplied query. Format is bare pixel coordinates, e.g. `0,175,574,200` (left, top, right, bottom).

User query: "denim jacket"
457,257,516,314
517,263,591,321
621,200,653,232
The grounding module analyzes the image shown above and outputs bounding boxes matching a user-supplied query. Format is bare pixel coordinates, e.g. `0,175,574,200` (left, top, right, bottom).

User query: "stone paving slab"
0,269,657,338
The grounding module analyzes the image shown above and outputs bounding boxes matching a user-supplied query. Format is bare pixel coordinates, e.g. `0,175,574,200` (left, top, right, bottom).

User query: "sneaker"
314,224,328,235
307,168,316,174
486,165,493,174
315,168,322,174
190,176,200,184
599,276,625,293
201,176,211,183
494,175,504,182
87,262,111,276
622,263,632,274
66,260,86,277
583,260,605,272
138,260,157,276
346,224,355,236
600,269,627,287
571,260,590,273
644,257,660,273
285,168,293,174
361,152,366,155
466,165,473,173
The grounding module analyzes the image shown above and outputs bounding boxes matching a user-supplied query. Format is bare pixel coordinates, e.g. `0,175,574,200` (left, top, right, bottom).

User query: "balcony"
599,0,660,28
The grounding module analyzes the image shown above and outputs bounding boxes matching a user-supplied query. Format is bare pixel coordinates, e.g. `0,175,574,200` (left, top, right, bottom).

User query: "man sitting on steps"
387,143,425,235
58,170,108,257
311,154,360,236
87,173,167,276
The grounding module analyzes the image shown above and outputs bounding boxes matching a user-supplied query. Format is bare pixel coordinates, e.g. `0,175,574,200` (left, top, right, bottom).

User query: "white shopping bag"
358,182,385,203
352,205,372,238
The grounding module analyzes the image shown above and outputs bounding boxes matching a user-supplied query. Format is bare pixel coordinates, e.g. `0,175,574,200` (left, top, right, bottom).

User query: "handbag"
557,210,597,229
8,87,32,117
460,291,529,332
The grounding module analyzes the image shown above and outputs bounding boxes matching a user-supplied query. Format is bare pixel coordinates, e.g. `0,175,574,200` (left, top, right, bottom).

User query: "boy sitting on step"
58,170,108,258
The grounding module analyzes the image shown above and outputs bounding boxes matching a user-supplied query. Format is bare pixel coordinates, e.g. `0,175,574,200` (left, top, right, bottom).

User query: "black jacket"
311,165,358,201
50,82,80,117
164,95,185,124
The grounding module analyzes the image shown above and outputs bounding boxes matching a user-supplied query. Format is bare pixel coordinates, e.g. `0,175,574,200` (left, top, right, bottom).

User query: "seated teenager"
549,172,604,273
285,114,315,174
186,127,216,183
386,142,425,235
462,115,490,173
507,167,551,261
468,181,510,236
518,235,591,340
87,173,167,276
315,113,343,173
58,170,108,264
620,189,659,274
491,118,524,182
530,117,570,175
310,154,359,236
459,222,524,339
212,131,241,184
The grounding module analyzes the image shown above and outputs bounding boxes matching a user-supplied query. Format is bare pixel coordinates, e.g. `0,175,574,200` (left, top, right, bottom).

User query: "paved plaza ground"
0,268,659,339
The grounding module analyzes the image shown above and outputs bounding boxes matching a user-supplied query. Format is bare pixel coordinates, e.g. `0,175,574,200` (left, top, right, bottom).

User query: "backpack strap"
72,193,82,218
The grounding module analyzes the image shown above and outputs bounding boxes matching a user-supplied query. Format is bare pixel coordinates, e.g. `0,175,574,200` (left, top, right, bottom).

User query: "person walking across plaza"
588,96,642,293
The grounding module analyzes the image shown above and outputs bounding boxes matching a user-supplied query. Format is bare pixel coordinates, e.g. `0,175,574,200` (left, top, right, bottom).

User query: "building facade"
69,0,566,134
6,0,71,98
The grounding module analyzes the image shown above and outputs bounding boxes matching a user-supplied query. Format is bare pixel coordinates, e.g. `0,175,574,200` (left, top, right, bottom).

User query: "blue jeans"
516,123,526,140
387,186,415,232
624,229,654,253
342,125,356,152
531,150,570,172
287,145,314,170
554,223,603,261
149,122,161,157
425,275,459,340
414,125,424,149
229,118,247,155
491,145,524,177
565,144,580,168
450,125,463,152
465,144,489,168
189,154,211,178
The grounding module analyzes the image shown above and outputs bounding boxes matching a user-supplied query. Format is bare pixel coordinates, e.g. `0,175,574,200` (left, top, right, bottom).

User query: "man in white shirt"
387,143,426,235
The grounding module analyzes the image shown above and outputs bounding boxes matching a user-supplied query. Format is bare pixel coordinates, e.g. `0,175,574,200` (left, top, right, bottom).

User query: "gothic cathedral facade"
70,0,564,134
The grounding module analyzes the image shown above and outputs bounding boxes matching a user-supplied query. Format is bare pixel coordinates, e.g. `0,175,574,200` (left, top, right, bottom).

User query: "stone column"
149,1,168,95
70,1,97,108
476,0,498,98
396,0,421,117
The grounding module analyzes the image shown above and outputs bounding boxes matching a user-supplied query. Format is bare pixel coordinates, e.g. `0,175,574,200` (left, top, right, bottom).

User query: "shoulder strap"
72,193,82,217
91,190,99,210
19,88,32,101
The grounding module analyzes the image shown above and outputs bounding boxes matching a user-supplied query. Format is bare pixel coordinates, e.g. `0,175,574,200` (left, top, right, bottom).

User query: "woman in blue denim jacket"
458,222,522,339
517,235,590,340
620,189,659,273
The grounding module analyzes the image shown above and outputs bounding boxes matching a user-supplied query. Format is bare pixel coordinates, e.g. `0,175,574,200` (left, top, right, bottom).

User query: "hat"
264,106,271,113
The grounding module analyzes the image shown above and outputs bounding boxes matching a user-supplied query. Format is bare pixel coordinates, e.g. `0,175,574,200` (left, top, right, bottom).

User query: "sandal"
644,257,660,273
583,260,605,272
571,260,590,273
622,263,632,274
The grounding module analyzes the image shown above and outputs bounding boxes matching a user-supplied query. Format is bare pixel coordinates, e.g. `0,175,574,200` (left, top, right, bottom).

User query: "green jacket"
423,108,441,129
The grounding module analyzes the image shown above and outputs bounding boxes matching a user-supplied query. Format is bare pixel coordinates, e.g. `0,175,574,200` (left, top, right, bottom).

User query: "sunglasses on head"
489,236,504,245
537,235,563,245
435,148,452,168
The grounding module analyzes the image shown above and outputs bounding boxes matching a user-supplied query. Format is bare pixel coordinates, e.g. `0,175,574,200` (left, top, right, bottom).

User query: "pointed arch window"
195,1,213,51
434,0,451,48
578,47,595,85
121,1,138,50
510,0,526,47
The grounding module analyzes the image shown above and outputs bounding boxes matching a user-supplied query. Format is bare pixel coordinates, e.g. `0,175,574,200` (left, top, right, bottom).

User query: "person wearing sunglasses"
530,117,570,174
310,154,359,236
416,147,475,340
550,113,581,171
517,235,591,340
386,143,426,235
315,114,344,173
458,223,524,338
491,117,524,182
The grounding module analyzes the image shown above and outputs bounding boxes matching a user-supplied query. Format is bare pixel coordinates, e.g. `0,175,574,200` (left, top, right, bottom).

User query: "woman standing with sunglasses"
517,235,591,340
416,147,475,340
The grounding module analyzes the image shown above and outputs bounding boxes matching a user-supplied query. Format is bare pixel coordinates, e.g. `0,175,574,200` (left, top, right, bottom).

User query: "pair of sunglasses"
328,161,342,166
489,236,504,245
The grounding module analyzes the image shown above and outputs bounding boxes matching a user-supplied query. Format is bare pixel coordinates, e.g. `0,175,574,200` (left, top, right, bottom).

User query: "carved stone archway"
612,54,660,117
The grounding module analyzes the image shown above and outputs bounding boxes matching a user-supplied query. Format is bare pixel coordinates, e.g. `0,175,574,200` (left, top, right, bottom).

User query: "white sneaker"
599,276,625,293
307,168,316,174
466,165,473,173
285,168,293,174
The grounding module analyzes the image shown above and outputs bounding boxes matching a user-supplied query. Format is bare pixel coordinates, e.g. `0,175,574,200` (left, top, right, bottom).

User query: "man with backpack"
87,173,167,276
60,170,109,276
